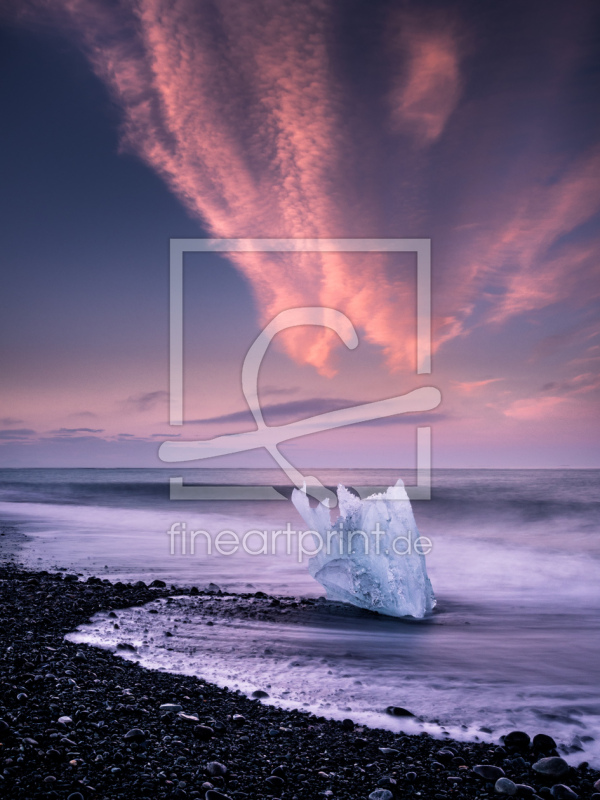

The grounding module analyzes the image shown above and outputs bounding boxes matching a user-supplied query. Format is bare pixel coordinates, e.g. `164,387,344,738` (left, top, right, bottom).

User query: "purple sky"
1,0,599,469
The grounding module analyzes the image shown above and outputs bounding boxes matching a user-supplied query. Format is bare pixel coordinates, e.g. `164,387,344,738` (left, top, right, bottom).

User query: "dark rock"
150,579,166,587
533,734,558,752
550,786,578,799
123,727,146,743
207,761,228,777
205,792,232,800
251,689,269,698
159,703,183,714
533,757,570,780
437,748,456,763
341,718,354,730
194,724,214,741
516,785,536,797
474,764,506,781
385,706,415,717
368,791,393,800
496,777,518,795
505,731,531,751
265,775,284,790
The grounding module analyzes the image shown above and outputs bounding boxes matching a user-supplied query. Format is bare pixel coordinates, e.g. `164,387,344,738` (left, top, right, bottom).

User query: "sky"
1,0,599,470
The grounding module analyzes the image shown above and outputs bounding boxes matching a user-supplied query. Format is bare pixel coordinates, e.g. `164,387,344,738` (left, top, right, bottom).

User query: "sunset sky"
1,0,599,469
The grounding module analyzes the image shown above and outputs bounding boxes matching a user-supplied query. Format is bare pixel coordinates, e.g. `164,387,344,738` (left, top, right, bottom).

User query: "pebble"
207,761,228,777
474,764,506,781
533,757,570,779
496,777,518,795
123,727,146,743
385,706,414,717
505,731,531,751
194,724,214,741
516,785,536,797
437,748,456,763
550,787,578,799
160,703,183,714
368,791,393,800
533,734,558,752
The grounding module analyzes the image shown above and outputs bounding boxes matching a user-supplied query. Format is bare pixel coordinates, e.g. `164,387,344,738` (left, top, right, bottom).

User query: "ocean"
1,467,599,764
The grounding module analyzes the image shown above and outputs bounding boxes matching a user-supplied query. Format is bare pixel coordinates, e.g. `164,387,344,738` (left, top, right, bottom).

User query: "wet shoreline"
1,563,599,800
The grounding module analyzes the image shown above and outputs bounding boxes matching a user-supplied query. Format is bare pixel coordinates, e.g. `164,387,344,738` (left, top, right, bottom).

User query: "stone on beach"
474,764,506,781
551,785,579,799
495,776,518,795
533,757,571,779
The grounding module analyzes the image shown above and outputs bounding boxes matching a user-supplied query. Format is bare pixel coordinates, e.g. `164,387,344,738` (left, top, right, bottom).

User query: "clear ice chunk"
292,479,435,618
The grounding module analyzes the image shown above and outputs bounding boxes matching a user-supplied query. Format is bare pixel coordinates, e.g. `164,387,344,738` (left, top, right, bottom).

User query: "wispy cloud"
187,396,447,427
0,428,36,439
261,385,301,397
9,0,599,381
9,0,445,374
541,373,600,397
503,396,567,421
452,378,502,395
388,13,462,144
126,390,168,412
188,397,358,425
0,417,24,426
50,427,104,434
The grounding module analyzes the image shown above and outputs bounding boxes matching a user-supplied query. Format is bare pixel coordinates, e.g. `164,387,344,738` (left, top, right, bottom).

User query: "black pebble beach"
1,564,599,800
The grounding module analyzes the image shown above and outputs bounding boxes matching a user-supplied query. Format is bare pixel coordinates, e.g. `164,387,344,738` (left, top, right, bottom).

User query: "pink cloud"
441,148,600,341
10,0,428,374
452,378,502,394
8,0,598,379
388,15,462,144
503,395,567,420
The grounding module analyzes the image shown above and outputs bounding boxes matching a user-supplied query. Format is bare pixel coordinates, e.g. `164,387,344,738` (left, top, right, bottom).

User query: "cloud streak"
9,0,600,379
388,13,462,144
10,0,464,374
